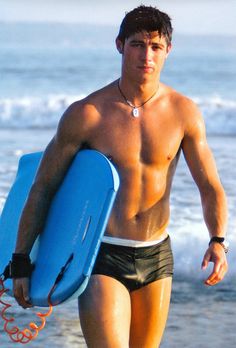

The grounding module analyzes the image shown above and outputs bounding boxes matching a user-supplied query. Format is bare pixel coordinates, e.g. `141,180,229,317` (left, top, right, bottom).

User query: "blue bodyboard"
0,150,119,307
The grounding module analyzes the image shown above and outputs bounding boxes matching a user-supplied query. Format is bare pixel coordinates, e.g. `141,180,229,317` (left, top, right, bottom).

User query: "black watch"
209,237,229,253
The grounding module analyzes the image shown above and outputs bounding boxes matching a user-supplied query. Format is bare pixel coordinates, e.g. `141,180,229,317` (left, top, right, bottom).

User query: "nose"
141,45,153,63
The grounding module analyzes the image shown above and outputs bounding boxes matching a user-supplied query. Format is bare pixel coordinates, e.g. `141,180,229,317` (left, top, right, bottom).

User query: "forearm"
201,185,228,238
201,186,228,286
15,184,53,254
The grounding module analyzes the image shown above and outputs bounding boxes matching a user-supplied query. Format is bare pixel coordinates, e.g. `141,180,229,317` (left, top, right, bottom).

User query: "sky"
1,0,236,35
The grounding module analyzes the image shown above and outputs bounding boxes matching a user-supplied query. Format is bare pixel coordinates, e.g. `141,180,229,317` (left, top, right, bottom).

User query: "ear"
165,43,172,58
116,38,124,54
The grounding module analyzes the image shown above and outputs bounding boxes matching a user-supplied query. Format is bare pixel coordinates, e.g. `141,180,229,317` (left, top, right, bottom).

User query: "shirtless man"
12,6,228,348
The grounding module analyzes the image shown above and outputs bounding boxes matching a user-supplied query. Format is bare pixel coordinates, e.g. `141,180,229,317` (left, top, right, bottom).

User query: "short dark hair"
117,5,173,46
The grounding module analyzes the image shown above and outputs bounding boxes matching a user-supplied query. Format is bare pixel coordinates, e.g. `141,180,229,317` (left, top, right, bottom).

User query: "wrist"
9,253,34,278
209,236,229,253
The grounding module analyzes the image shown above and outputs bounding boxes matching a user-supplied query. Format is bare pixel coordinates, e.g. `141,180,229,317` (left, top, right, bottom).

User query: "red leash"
0,253,73,344
0,277,53,344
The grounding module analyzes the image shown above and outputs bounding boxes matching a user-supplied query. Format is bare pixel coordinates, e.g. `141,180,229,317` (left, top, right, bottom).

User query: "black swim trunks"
92,236,174,292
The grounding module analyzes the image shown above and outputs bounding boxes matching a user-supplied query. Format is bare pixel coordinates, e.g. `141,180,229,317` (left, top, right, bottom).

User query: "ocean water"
0,22,236,347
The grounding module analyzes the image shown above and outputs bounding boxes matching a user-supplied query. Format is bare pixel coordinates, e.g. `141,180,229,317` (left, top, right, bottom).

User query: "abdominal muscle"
106,163,172,241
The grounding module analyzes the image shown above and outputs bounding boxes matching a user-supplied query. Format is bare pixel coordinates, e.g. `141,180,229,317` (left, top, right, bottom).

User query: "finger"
216,265,227,283
13,280,32,308
22,278,31,304
201,251,211,270
201,259,208,270
204,261,221,285
214,260,228,284
17,295,32,309
204,261,227,286
206,270,224,286
14,286,26,307
212,259,221,274
205,271,220,286
205,274,220,286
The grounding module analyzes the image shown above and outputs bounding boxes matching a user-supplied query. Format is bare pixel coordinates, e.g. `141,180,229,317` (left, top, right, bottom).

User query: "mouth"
137,66,154,72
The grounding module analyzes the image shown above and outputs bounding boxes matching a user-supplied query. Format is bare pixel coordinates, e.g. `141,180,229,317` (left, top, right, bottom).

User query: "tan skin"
13,31,228,347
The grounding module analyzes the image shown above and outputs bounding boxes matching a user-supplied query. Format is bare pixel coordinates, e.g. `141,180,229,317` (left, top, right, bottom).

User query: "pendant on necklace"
132,108,139,118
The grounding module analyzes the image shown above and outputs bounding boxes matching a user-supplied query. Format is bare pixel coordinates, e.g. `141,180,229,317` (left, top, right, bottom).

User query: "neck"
118,77,160,105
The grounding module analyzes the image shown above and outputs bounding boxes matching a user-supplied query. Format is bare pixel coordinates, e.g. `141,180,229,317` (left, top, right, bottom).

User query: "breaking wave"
0,94,236,135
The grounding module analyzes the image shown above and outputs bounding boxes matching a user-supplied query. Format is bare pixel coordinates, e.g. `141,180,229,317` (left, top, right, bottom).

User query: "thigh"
78,274,131,348
129,277,172,348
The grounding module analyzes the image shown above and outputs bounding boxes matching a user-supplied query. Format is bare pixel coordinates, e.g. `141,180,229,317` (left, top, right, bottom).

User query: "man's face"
116,31,171,82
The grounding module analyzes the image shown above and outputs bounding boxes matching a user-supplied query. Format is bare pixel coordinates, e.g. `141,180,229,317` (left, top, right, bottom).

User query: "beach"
0,21,236,347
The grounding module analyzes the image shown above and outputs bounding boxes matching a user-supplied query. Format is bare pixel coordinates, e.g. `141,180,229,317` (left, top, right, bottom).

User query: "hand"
201,242,228,286
13,278,33,309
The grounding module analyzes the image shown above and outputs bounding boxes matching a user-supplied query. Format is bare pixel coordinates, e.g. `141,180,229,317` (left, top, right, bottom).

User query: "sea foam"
0,94,236,135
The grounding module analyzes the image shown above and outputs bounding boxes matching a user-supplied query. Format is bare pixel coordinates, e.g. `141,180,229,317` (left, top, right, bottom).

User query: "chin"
137,74,154,83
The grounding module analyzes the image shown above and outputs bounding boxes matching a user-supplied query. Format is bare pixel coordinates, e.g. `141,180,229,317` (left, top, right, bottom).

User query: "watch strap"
209,236,225,245
209,236,229,253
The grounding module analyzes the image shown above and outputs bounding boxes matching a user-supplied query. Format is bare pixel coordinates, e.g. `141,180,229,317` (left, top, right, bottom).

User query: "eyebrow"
129,40,144,44
129,39,165,48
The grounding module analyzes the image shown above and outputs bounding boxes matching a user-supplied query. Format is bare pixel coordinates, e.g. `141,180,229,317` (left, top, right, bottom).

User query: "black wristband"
8,253,34,279
209,237,225,246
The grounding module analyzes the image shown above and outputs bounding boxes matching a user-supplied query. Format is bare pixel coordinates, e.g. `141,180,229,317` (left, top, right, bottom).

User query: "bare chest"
88,108,183,168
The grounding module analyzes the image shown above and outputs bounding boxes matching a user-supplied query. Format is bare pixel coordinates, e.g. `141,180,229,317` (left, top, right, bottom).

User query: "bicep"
32,104,87,195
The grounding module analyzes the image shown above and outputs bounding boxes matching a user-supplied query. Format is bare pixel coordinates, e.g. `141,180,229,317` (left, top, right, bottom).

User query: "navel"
134,213,141,221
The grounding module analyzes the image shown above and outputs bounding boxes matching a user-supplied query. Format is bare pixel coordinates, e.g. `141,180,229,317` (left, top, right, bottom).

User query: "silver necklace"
118,80,158,118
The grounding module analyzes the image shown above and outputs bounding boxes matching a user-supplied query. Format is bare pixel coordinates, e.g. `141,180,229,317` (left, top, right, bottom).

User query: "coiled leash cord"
0,277,53,344
0,253,73,344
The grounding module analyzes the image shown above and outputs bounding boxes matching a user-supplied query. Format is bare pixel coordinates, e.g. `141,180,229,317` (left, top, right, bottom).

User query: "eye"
152,45,161,51
130,42,144,48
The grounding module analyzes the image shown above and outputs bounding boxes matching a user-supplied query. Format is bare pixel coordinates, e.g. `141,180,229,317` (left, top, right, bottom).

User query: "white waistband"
102,234,168,248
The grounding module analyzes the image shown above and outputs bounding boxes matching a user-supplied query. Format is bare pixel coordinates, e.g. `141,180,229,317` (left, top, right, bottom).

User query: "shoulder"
162,85,200,116
61,80,117,120
86,80,118,107
69,80,117,116
57,98,99,140
55,95,101,149
55,81,117,146
162,85,205,137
